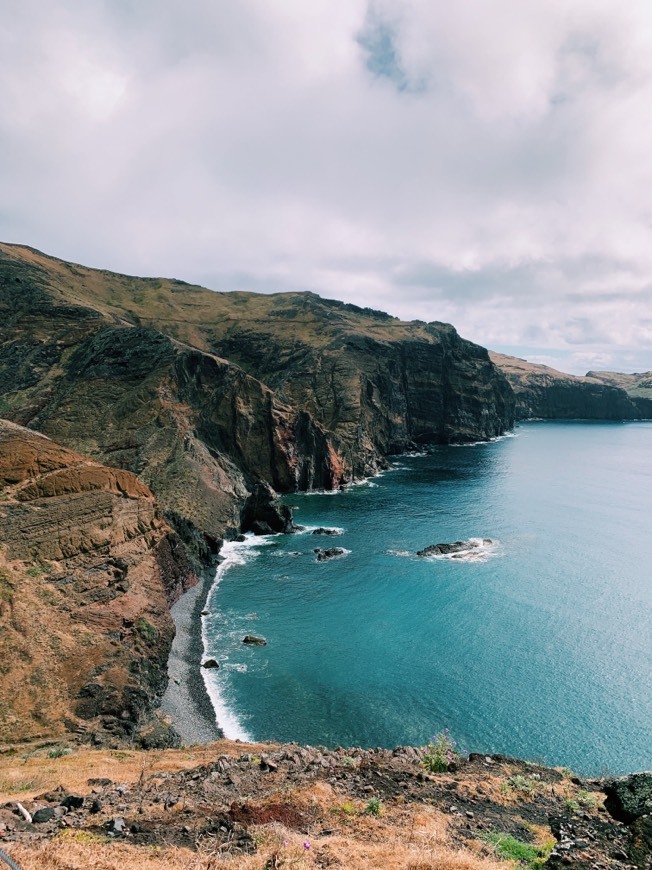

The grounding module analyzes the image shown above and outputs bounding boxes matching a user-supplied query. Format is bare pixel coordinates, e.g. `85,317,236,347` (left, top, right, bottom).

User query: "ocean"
201,422,652,775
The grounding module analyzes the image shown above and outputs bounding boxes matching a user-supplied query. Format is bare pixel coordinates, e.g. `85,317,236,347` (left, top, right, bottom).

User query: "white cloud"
1,0,652,373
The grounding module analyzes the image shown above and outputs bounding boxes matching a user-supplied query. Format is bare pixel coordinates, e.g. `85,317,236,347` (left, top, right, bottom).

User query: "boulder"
240,482,295,535
243,635,267,646
202,659,220,669
314,547,346,561
604,772,652,822
312,527,342,536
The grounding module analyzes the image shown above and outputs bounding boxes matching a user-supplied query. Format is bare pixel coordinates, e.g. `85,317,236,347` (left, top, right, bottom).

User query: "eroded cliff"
0,420,196,745
490,352,646,421
0,242,514,554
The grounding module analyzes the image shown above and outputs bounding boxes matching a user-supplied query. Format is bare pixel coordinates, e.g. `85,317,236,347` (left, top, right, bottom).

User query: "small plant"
333,800,357,816
564,797,580,813
135,617,159,644
26,565,43,577
423,729,460,773
47,746,72,759
481,831,553,868
576,789,597,808
365,797,382,816
502,774,541,795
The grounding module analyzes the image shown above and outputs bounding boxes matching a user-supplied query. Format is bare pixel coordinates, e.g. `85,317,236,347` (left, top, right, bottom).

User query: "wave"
296,525,345,536
450,432,519,448
421,537,502,563
200,534,276,741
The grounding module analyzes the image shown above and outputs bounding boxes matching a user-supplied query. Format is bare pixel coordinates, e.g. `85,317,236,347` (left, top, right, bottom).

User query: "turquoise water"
202,422,652,775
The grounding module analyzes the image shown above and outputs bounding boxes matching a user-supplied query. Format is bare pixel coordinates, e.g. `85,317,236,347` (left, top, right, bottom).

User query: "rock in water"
202,659,220,669
314,547,346,561
243,635,267,646
312,527,342,536
240,482,295,535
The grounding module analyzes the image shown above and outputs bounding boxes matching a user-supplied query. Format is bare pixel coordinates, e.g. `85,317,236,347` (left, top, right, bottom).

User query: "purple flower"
303,841,311,849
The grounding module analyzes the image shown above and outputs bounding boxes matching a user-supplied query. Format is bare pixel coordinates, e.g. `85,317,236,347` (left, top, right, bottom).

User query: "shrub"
365,797,382,816
423,729,460,773
481,831,553,868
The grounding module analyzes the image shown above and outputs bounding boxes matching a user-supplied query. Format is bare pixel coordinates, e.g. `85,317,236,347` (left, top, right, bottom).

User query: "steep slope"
586,369,652,417
0,242,514,549
0,245,347,558
0,420,196,745
489,352,644,420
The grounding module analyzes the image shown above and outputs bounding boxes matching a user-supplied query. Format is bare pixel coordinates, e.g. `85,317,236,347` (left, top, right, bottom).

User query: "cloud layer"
2,1,652,373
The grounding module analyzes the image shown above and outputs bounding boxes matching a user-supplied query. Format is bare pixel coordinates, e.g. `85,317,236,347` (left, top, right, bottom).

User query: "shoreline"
160,565,223,745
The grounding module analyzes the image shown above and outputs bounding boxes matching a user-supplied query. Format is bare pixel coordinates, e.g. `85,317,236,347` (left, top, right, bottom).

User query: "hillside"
489,353,646,421
0,739,650,869
0,242,514,559
0,420,195,746
586,370,652,417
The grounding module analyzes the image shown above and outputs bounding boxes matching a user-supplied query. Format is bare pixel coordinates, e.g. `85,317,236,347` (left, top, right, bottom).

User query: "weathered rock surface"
417,539,492,557
0,420,196,745
490,352,647,420
587,370,652,418
604,772,652,823
0,242,514,561
242,635,267,646
240,482,295,535
314,547,347,561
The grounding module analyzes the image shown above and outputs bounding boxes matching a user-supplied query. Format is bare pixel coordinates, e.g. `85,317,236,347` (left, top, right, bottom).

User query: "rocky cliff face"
586,370,652,418
0,243,514,551
0,420,196,746
490,352,645,421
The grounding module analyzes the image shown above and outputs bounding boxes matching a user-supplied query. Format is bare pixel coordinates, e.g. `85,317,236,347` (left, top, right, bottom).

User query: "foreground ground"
0,739,649,869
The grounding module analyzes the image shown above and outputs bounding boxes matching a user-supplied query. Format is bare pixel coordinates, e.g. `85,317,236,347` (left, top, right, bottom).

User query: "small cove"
201,422,652,775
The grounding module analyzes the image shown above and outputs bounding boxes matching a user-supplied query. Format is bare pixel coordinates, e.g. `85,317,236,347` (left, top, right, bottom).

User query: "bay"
202,422,652,775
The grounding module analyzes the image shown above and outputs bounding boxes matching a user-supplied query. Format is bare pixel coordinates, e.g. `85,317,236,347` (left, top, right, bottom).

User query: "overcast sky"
2,1,652,374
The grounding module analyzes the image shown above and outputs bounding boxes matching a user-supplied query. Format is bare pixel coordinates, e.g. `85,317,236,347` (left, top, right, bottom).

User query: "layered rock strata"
490,352,647,420
0,242,514,556
0,420,196,745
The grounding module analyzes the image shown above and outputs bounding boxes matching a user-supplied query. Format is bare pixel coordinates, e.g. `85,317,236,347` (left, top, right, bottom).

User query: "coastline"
160,565,223,745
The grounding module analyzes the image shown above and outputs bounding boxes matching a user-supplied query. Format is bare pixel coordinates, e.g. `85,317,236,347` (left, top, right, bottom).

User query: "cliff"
586,370,652,418
0,420,196,746
489,352,646,421
0,242,514,555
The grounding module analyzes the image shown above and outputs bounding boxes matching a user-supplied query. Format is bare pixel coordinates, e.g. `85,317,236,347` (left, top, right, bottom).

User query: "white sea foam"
297,525,345,536
422,537,502,563
450,432,518,448
199,534,273,741
387,549,411,557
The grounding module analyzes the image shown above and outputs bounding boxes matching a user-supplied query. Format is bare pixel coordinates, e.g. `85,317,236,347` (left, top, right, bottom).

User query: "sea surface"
201,422,652,775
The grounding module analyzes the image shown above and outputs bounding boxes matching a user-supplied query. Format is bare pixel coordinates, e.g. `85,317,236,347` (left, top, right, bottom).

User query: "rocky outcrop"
490,352,644,420
0,420,196,745
240,482,295,535
604,773,652,823
0,242,515,555
587,370,652,418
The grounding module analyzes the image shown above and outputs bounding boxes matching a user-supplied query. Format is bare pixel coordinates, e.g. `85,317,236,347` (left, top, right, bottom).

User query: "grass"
480,831,554,868
423,729,460,773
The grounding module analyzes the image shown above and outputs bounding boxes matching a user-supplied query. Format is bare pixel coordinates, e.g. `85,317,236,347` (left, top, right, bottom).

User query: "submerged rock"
314,547,346,561
417,539,493,557
312,527,343,536
243,635,267,646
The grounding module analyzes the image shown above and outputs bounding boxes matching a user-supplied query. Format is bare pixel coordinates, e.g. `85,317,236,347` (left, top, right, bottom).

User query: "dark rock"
240,482,295,535
32,806,56,823
604,772,652,822
312,527,342,536
61,795,84,810
89,799,103,814
236,534,246,542
243,635,267,646
416,539,491,557
202,659,220,669
314,547,346,561
108,817,127,834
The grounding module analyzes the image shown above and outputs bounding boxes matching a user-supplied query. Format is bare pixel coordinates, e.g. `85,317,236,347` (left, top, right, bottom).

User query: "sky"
2,1,652,375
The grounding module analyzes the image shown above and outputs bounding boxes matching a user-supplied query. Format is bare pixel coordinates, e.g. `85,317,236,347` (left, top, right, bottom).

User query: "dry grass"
0,740,277,804
0,748,508,870
3,804,506,870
